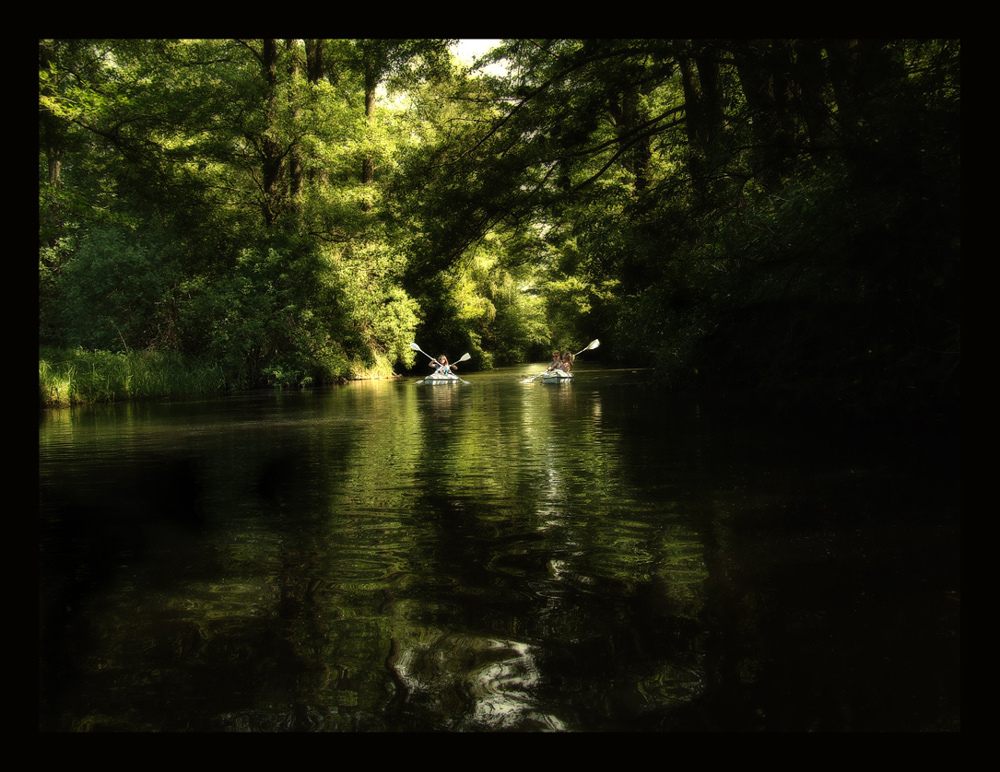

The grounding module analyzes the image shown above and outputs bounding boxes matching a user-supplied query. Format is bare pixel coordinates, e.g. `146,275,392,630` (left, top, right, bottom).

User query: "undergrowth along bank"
39,346,407,408
39,347,228,408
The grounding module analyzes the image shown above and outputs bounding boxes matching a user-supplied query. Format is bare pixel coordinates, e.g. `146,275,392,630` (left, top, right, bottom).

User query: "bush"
53,227,179,352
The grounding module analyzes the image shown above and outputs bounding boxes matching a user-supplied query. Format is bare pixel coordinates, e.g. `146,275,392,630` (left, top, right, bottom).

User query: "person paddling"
430,355,455,375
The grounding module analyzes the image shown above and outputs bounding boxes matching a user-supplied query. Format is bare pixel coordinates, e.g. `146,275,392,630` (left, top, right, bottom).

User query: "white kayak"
423,371,462,384
542,370,574,383
522,340,597,384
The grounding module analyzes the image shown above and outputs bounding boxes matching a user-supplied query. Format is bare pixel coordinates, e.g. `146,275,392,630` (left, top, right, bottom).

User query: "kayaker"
560,351,574,372
430,355,455,375
546,351,561,371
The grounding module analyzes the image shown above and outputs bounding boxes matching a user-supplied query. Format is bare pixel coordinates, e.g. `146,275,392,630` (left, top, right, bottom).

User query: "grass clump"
39,347,226,408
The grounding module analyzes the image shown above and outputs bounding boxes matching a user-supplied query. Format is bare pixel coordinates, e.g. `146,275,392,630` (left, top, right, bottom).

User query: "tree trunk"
260,39,285,227
678,51,727,204
361,56,377,211
791,39,831,151
305,38,324,82
613,84,653,195
287,40,303,208
303,40,330,187
734,41,796,193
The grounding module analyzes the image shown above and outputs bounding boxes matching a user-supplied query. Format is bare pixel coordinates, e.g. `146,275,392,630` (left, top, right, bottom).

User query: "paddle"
410,343,471,383
521,339,600,383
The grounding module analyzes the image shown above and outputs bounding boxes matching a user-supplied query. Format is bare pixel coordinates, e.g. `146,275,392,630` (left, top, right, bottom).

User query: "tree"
339,39,455,209
38,39,959,418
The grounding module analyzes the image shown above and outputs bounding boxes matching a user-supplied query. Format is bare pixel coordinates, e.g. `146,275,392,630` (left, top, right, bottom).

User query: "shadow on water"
38,368,959,731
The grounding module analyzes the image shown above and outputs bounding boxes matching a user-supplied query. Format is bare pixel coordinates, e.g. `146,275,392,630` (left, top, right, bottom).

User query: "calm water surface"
39,364,960,731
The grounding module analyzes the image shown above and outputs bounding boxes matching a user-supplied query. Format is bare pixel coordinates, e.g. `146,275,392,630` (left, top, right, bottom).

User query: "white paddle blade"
409,342,436,362
589,339,600,350
457,353,472,363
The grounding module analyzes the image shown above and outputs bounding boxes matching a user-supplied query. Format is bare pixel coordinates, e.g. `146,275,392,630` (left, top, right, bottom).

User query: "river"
38,363,960,731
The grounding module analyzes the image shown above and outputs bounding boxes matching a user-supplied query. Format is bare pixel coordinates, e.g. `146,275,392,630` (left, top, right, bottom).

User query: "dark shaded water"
39,364,960,731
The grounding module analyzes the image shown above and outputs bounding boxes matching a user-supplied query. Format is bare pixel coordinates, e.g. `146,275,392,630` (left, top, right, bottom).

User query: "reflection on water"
39,365,960,731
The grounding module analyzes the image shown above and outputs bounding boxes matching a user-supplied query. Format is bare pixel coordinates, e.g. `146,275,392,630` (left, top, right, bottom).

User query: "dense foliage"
40,39,959,421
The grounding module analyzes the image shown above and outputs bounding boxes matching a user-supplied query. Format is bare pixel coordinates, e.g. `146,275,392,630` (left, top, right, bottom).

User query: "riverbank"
39,347,227,408
38,347,403,409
